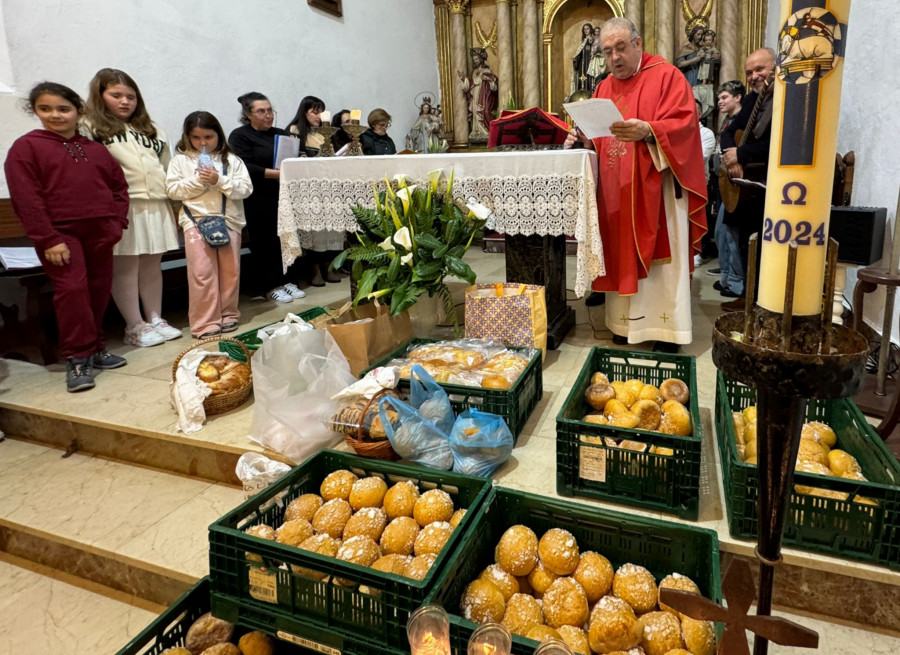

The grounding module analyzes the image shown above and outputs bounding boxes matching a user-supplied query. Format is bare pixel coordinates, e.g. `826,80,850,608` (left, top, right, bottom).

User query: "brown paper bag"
464,283,547,355
323,302,413,376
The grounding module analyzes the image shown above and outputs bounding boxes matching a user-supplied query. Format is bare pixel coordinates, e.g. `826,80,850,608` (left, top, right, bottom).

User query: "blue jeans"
715,205,744,295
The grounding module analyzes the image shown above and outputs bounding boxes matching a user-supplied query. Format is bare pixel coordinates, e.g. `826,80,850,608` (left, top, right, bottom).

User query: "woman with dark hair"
286,95,326,157
285,95,343,285
571,22,594,93
360,108,397,156
228,92,305,303
331,109,352,151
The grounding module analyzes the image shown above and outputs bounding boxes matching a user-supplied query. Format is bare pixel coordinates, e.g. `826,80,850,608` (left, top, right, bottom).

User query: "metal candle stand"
315,123,337,157
342,120,368,157
711,235,869,654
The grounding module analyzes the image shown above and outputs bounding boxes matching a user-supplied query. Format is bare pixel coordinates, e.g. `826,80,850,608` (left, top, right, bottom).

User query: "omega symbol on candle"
778,8,843,85
780,182,807,206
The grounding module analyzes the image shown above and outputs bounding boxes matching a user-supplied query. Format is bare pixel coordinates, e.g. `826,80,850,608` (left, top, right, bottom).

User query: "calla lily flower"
393,226,413,250
393,173,410,185
401,253,414,266
427,169,442,192
465,201,493,220
396,185,418,215
378,235,395,251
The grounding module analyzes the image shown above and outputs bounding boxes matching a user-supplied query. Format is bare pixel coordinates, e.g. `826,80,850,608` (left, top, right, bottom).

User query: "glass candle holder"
532,639,574,655
467,623,512,655
407,605,451,655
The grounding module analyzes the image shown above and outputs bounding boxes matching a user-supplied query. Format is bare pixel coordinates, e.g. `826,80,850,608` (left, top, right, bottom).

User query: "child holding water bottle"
166,111,252,339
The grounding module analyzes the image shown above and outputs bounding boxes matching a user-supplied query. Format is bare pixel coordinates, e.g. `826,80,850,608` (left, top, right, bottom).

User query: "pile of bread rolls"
386,340,532,390
196,355,251,396
244,470,466,584
161,612,273,655
582,372,692,440
460,524,715,655
732,407,877,505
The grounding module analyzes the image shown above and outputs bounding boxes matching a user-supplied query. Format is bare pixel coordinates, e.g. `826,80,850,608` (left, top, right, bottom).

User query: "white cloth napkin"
170,349,215,434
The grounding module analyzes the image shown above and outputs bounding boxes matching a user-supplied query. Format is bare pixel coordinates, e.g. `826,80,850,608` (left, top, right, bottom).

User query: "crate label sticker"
579,443,607,482
276,631,341,655
248,566,278,603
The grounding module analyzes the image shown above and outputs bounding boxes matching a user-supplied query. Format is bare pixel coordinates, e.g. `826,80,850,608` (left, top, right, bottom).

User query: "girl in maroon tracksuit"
4,82,130,392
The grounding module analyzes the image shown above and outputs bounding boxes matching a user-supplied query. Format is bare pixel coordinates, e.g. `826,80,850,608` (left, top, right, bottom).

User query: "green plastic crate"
556,347,703,519
208,450,492,648
429,487,722,655
715,373,900,569
362,338,543,440
234,307,329,353
117,577,406,655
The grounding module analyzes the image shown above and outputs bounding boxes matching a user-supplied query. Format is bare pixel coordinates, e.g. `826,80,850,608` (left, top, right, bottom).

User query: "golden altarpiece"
432,0,768,147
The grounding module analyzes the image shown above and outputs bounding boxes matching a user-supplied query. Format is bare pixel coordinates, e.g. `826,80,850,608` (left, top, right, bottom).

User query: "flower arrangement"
332,169,489,321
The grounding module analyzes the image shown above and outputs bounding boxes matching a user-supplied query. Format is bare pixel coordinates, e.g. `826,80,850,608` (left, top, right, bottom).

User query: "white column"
522,0,540,108
719,0,740,84
625,0,643,32
496,0,514,108
450,1,470,146
655,0,676,63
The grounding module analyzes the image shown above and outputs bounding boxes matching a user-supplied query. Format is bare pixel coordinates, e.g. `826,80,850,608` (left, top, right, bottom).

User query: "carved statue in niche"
694,29,720,118
676,0,715,83
406,96,445,153
457,47,498,142
571,22,595,94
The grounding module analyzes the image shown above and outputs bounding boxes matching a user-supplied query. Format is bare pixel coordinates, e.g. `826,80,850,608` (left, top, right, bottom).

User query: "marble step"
0,437,245,606
0,353,290,486
0,554,162,654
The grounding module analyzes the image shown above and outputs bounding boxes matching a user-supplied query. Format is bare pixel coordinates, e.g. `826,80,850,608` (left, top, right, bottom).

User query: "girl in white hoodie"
84,69,182,347
166,111,252,339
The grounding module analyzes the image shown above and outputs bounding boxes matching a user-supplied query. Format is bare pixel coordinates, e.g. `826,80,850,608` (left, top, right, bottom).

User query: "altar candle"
757,0,851,316
320,110,331,124
350,109,362,122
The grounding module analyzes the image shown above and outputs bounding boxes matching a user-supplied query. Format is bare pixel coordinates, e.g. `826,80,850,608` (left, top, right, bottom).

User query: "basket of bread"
172,337,253,415
331,389,402,460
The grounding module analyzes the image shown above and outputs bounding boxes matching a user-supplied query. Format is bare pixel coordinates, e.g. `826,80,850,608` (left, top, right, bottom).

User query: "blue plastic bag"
379,395,454,470
448,409,514,477
408,364,455,435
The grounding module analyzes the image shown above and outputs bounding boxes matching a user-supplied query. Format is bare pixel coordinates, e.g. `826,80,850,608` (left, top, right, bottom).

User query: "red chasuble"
590,52,708,295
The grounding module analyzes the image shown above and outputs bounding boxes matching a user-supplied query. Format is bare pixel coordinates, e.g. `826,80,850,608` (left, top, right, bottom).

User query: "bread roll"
613,563,658,614
542,577,589,628
461,578,506,623
682,616,716,655
659,378,689,404
495,525,539,576
284,494,323,522
275,519,314,547
312,498,352,538
479,563,520,601
185,613,234,655
414,521,453,556
538,527,580,576
343,506,387,542
588,596,642,653
501,593,543,636
238,631,275,655
413,489,454,526
657,573,700,616
574,551,614,603
380,516,420,556
638,611,684,655
383,480,419,520
557,625,590,655
320,470,358,501
349,476,388,511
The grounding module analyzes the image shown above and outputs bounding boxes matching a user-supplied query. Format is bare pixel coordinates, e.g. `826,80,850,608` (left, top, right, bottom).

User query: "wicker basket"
172,336,253,415
343,388,400,460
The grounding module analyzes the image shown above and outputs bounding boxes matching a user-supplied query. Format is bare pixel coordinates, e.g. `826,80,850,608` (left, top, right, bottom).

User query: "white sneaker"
266,287,293,303
150,316,183,341
694,254,703,267
282,283,306,299
124,322,165,347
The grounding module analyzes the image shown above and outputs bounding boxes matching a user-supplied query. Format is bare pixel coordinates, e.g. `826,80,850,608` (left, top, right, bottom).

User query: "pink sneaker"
124,322,165,347
150,316,183,340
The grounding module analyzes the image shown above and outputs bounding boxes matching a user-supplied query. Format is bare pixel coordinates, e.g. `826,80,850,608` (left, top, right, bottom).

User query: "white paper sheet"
563,98,624,139
273,135,301,169
0,246,41,270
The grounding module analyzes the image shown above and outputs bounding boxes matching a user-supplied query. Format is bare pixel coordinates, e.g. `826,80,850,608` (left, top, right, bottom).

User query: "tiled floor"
1,248,899,654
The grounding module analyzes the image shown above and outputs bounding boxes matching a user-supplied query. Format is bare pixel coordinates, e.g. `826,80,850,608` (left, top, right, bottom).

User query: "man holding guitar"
719,47,777,310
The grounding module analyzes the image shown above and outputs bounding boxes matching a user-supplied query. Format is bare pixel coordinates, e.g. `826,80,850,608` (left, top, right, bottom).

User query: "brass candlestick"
342,121,367,157
315,123,337,157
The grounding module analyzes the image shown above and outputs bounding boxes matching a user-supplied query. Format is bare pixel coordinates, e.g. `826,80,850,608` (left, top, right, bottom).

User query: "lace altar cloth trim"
277,173,605,297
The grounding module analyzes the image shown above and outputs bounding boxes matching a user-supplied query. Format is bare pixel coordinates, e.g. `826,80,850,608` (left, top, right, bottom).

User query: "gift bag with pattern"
464,283,547,355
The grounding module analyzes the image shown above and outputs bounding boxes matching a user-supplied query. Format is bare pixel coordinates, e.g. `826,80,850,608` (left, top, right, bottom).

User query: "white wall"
0,0,439,196
767,0,898,340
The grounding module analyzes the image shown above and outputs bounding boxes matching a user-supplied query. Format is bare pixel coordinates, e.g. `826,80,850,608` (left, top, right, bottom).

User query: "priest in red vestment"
566,17,707,350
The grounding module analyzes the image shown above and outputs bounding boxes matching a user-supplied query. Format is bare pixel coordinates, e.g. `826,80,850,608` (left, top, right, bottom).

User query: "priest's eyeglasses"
601,38,638,58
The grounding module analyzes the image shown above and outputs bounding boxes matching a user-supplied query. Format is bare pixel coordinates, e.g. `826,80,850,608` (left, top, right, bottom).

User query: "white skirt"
114,198,181,256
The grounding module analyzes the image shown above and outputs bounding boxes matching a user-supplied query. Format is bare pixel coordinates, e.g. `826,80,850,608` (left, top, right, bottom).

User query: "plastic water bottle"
197,144,213,170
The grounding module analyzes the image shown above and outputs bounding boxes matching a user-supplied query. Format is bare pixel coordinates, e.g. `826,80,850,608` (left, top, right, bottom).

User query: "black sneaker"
66,357,95,392
93,349,127,369
713,281,724,291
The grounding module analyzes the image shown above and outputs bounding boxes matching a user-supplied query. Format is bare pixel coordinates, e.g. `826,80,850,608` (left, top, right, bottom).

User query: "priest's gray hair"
600,17,640,41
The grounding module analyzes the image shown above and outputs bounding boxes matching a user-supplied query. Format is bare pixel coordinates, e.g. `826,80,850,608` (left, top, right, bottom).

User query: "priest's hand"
610,119,652,143
564,128,593,150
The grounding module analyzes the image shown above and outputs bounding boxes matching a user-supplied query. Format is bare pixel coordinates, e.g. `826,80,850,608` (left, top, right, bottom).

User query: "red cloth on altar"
590,52,708,295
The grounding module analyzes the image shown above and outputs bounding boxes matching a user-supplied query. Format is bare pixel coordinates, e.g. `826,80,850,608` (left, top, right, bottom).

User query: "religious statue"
405,97,445,152
676,24,707,86
694,29,720,118
571,22,595,94
457,47,499,142
586,26,608,88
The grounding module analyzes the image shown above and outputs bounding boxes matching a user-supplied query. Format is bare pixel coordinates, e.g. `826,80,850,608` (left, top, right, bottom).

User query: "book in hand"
273,135,301,169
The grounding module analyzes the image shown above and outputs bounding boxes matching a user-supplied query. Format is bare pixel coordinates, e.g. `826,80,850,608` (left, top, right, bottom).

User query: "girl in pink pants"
166,111,252,338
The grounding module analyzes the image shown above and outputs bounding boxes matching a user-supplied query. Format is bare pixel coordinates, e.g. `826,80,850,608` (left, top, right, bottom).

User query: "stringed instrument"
718,75,774,213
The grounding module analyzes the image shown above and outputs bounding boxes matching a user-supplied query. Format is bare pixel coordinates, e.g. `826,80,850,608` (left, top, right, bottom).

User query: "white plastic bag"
235,452,292,500
248,328,356,463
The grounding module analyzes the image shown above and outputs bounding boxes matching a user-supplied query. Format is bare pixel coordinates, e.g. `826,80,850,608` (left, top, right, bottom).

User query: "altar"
277,150,605,347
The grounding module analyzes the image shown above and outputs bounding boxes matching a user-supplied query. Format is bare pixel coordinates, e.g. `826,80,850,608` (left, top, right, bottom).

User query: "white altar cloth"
277,150,604,297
